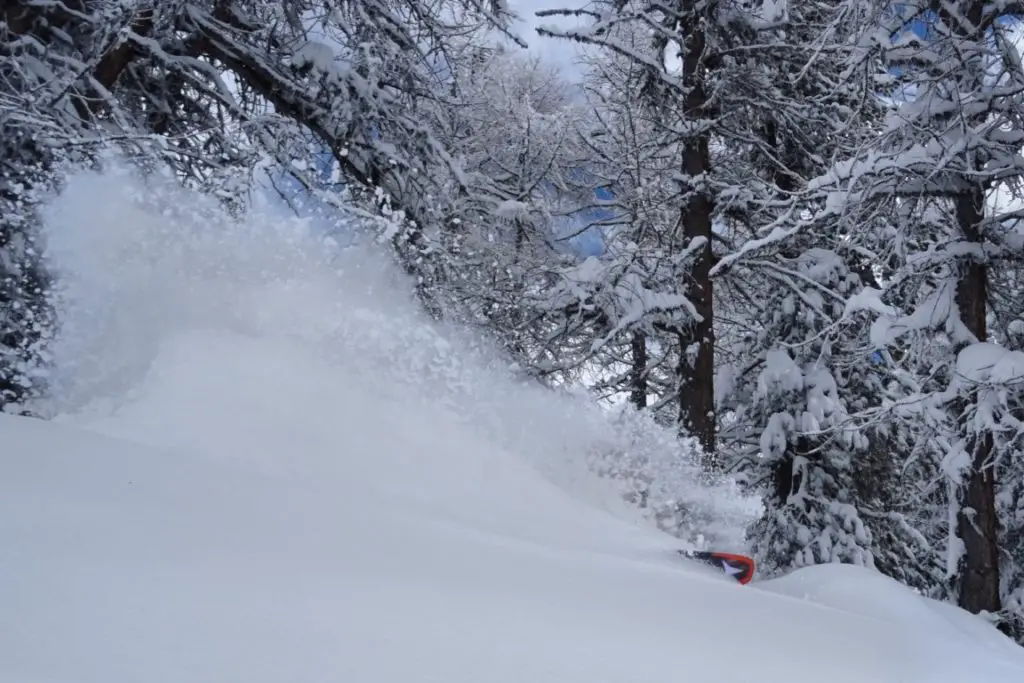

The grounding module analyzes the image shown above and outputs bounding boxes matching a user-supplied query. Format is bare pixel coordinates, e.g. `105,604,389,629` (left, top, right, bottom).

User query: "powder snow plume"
33,163,755,550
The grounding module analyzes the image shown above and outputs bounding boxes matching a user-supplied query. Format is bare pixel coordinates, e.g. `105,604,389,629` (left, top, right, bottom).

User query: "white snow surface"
3,168,1024,682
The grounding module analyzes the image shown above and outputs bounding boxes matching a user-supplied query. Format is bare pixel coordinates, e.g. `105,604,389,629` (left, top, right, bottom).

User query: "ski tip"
678,549,756,585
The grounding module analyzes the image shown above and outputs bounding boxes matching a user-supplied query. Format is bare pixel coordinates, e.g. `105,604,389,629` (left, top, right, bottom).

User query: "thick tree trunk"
676,13,716,459
954,184,1001,617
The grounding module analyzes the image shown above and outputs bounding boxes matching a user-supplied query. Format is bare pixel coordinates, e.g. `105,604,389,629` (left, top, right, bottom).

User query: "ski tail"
678,550,756,585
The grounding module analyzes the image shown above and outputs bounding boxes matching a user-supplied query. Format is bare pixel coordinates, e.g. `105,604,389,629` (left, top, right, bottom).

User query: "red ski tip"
678,550,756,584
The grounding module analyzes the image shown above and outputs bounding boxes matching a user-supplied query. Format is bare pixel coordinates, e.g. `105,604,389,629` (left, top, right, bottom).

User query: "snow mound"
760,564,1024,660
4,414,1024,683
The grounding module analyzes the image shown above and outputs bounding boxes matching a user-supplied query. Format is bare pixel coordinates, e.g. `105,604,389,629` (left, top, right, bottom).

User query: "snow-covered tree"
529,22,693,419
811,0,1024,628
689,0,898,576
0,0,130,410
422,47,590,356
536,0,723,454
0,0,527,405
717,248,877,572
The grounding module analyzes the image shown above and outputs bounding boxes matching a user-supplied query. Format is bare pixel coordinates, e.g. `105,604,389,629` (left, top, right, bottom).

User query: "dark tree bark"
931,0,1003,622
954,183,1001,617
674,5,716,458
629,331,647,410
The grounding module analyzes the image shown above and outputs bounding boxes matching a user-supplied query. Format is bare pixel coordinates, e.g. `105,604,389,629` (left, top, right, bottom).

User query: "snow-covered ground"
3,168,1024,683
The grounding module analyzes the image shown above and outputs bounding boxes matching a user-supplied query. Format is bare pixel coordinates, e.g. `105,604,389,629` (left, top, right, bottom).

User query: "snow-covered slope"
6,413,1024,683
2,169,1023,683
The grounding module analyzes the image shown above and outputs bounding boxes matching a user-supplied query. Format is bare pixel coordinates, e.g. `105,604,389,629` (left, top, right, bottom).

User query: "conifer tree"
813,0,1024,628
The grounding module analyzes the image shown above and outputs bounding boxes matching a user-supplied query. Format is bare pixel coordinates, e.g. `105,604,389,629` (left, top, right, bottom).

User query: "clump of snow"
758,348,804,396
954,342,1024,387
937,343,1024,464
494,199,532,220
289,40,337,72
714,363,737,407
760,0,787,22
844,286,895,318
870,278,975,348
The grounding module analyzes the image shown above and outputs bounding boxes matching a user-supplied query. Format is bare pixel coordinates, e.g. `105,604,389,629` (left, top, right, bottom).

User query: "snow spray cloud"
37,162,756,548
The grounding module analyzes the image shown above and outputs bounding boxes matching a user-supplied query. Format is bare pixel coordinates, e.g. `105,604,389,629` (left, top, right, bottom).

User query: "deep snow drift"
2,168,1024,683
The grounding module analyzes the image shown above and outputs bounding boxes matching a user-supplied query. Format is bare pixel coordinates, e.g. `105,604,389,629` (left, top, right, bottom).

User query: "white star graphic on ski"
721,561,745,579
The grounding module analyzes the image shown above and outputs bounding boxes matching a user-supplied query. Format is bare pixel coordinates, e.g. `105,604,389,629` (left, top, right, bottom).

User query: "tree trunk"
675,12,716,459
954,184,1001,617
630,331,648,410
